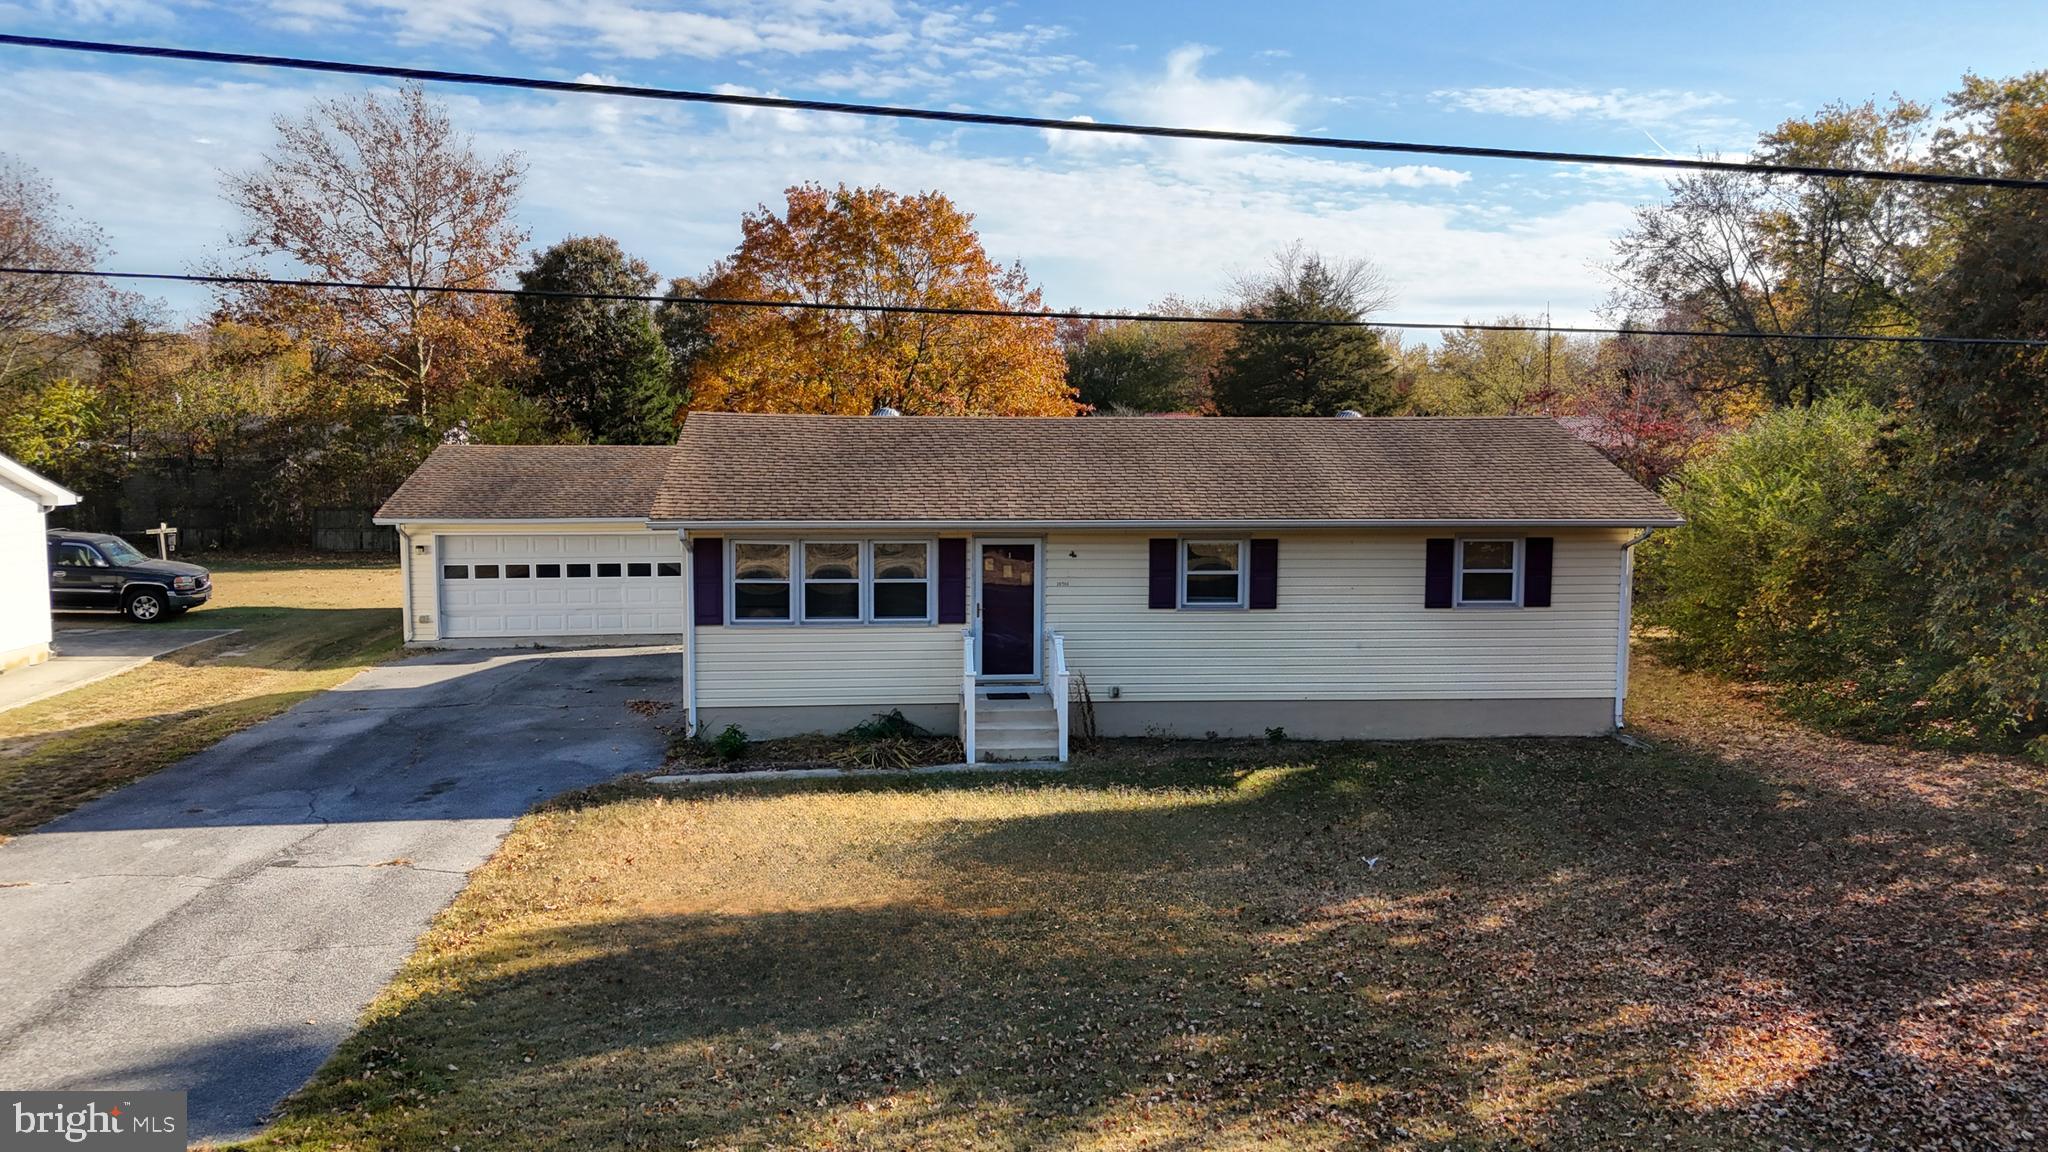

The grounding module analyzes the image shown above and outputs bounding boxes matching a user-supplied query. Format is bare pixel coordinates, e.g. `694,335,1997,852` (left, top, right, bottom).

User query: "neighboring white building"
377,414,1682,761
0,454,81,671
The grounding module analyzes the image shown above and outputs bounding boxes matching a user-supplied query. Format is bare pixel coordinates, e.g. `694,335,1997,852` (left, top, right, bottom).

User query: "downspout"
681,529,698,739
1614,527,1656,730
396,526,415,646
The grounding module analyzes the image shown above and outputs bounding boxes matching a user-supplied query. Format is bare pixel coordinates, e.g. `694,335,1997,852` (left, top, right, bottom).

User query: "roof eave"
0,455,81,510
371,515,656,527
647,515,1685,532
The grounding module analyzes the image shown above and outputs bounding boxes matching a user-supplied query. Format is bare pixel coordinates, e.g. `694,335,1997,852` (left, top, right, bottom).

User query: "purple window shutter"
1523,537,1554,608
1249,539,1278,609
1424,538,1455,609
691,537,723,626
937,539,967,624
1148,539,1177,609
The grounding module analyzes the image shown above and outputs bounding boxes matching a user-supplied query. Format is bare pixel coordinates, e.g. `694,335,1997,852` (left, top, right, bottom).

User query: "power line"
2,34,2040,191
7,266,2044,347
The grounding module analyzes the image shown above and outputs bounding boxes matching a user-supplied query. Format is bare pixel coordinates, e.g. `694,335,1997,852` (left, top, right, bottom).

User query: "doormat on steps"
987,691,1030,700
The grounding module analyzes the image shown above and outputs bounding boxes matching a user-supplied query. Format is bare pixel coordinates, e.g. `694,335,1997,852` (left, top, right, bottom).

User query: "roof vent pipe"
1335,409,1364,419
873,406,902,417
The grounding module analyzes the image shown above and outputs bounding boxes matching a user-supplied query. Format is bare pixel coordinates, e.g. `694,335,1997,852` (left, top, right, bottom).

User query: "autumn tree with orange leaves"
691,183,1075,416
212,83,528,419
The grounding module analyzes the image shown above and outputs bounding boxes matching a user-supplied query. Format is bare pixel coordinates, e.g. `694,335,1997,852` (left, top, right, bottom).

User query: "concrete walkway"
0,627,239,714
0,645,680,1142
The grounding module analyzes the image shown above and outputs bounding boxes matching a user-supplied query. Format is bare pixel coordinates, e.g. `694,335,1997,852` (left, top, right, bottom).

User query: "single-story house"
376,413,1681,760
0,454,82,671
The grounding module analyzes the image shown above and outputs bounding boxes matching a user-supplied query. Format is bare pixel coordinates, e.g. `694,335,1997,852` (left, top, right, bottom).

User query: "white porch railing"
1046,631,1071,763
961,626,979,764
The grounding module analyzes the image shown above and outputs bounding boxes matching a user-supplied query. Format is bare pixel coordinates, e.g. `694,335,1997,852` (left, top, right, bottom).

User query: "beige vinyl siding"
392,521,668,644
694,624,966,709
1044,530,1628,702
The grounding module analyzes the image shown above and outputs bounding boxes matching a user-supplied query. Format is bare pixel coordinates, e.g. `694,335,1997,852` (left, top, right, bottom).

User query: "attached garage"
436,532,685,639
374,445,683,647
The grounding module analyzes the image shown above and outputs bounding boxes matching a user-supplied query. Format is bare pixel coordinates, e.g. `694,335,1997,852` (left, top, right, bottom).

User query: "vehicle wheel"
123,589,167,623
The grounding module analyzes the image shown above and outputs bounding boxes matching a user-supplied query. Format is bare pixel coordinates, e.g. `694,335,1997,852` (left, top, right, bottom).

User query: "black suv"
46,530,213,622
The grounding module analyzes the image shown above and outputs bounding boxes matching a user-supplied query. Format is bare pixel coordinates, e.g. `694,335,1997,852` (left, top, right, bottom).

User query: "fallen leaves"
247,651,2048,1152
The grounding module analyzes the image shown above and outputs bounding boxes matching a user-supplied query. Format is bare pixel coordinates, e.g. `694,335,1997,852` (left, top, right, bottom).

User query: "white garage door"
437,533,686,639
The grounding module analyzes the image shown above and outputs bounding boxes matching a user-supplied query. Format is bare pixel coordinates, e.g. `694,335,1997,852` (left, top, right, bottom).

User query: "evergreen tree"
514,236,678,443
1211,246,1399,416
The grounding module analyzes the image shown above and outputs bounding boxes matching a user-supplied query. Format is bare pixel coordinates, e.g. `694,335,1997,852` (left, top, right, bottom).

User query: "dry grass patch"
0,558,401,835
240,652,2047,1151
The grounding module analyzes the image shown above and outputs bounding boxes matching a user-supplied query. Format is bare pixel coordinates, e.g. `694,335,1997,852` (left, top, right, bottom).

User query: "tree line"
0,74,2042,756
1,82,1704,494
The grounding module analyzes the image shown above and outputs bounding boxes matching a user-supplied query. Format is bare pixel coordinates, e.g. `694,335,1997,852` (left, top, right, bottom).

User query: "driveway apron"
0,645,680,1142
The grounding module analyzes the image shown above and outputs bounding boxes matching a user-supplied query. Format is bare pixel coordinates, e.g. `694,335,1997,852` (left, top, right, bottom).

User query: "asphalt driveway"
0,645,681,1143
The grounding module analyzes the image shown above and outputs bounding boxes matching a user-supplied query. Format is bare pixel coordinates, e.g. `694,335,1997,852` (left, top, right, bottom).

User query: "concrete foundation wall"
1087,696,1615,740
0,640,51,673
697,702,958,740
697,697,1612,742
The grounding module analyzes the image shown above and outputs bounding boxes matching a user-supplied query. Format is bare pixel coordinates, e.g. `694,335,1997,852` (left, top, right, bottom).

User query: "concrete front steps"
973,686,1060,761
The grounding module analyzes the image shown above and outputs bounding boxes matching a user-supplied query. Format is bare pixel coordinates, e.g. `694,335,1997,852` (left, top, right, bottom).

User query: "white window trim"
1178,538,1249,610
1454,536,1523,608
729,538,939,627
729,539,796,625
798,541,864,624
869,540,936,624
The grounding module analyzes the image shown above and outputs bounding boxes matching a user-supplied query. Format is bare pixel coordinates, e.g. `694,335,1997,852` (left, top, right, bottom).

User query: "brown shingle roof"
651,413,1680,526
375,444,678,522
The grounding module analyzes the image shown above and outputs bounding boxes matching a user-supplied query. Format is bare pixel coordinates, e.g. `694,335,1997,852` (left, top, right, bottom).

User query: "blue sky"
3,0,2046,330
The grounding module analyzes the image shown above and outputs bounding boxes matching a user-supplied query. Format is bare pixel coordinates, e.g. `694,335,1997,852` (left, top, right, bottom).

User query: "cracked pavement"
0,645,680,1142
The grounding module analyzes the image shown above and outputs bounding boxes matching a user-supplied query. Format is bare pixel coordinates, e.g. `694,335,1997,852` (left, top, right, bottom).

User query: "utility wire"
2,34,2041,191
7,266,2044,347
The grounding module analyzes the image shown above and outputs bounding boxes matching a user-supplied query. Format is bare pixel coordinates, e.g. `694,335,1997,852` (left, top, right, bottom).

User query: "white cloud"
1433,85,1733,131
0,64,1627,331
1039,115,1147,155
1109,44,1307,133
0,0,175,22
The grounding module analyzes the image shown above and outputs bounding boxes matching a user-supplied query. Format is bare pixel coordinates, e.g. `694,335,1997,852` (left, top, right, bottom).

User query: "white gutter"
1614,527,1657,730
681,529,698,738
395,526,416,645
649,516,1686,532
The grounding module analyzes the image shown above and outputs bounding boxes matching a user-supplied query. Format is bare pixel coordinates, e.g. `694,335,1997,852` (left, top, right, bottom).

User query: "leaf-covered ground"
239,652,2046,1150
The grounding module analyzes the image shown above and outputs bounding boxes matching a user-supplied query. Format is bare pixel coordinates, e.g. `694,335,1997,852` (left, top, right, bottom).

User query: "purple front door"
978,542,1037,678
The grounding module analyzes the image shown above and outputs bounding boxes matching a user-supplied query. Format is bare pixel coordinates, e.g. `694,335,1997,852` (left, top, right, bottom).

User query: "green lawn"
0,557,402,837
239,653,2047,1151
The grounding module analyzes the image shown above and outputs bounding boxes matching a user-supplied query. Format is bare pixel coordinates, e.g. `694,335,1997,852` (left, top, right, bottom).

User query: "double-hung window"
871,542,932,621
1456,538,1520,605
801,542,862,621
1182,540,1247,608
733,542,793,621
731,540,936,624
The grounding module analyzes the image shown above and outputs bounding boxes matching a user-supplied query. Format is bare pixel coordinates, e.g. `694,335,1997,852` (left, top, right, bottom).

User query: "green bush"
710,724,749,762
1638,399,1934,702
844,709,935,742
1640,399,2041,757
